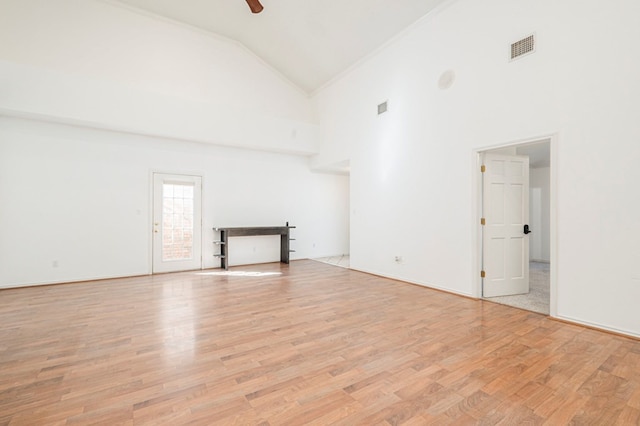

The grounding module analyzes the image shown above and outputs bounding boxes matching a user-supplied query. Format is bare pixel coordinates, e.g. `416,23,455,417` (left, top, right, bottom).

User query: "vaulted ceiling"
112,0,451,93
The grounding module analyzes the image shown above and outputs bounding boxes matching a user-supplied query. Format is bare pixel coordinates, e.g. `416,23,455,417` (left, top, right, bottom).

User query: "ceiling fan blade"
245,0,264,14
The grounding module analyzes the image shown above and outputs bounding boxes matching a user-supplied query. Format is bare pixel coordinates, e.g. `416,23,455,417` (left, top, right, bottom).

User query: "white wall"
530,167,550,262
0,117,349,288
312,0,640,337
0,0,318,154
0,0,351,288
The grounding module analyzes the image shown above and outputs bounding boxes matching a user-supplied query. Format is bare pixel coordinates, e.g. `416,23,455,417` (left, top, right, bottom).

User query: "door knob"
524,224,531,234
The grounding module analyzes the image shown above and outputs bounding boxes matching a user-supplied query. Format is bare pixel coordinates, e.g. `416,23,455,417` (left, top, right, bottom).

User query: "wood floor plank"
1,259,640,424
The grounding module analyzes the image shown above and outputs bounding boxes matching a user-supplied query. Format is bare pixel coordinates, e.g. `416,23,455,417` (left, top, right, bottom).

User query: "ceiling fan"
245,0,264,14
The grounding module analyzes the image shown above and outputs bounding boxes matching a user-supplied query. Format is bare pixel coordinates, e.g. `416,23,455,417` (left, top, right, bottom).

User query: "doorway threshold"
484,262,550,315
311,255,350,269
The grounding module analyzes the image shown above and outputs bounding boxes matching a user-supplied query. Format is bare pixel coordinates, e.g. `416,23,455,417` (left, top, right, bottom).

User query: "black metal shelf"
213,223,296,270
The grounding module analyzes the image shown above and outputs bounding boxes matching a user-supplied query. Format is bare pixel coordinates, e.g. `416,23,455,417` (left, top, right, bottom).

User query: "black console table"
213,224,295,270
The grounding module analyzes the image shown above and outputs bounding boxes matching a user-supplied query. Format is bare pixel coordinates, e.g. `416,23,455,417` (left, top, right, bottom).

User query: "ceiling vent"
510,34,535,60
377,101,388,115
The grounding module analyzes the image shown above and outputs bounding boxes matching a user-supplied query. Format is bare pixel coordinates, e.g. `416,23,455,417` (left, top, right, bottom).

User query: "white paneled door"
482,154,530,297
152,173,202,273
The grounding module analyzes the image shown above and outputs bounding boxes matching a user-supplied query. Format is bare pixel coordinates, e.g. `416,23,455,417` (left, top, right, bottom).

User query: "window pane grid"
162,183,195,261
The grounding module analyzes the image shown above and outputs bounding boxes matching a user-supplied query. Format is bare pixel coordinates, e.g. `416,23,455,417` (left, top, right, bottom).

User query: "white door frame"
472,133,558,317
149,170,204,274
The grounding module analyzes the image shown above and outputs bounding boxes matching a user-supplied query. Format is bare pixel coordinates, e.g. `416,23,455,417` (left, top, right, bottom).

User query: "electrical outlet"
52,260,59,268
395,256,403,264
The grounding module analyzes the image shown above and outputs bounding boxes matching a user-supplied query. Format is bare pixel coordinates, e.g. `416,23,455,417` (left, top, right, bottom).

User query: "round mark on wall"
438,70,456,90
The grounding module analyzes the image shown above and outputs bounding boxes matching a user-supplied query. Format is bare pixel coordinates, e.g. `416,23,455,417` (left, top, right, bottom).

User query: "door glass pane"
162,182,195,261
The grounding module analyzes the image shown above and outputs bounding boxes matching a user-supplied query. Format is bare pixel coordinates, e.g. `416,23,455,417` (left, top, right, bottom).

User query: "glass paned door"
153,173,202,273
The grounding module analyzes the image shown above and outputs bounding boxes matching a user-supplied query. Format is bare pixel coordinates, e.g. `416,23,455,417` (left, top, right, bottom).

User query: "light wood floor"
1,260,639,425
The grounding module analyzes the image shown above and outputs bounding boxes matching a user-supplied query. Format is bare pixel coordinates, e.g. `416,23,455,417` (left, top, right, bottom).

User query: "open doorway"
311,159,351,269
479,139,551,314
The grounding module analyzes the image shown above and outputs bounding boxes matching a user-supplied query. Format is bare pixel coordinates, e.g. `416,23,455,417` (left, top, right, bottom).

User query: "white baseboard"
349,266,476,299
555,314,640,340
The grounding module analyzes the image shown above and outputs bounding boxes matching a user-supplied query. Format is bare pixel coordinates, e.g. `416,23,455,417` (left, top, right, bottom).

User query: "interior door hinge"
481,165,486,173
480,218,486,225
480,270,486,278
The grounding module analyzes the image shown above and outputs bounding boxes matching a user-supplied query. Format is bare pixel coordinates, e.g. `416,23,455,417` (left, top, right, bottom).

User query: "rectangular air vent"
510,34,535,60
377,101,388,115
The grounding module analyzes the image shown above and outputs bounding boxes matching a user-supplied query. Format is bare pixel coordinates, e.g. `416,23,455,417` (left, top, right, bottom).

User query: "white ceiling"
112,0,450,93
